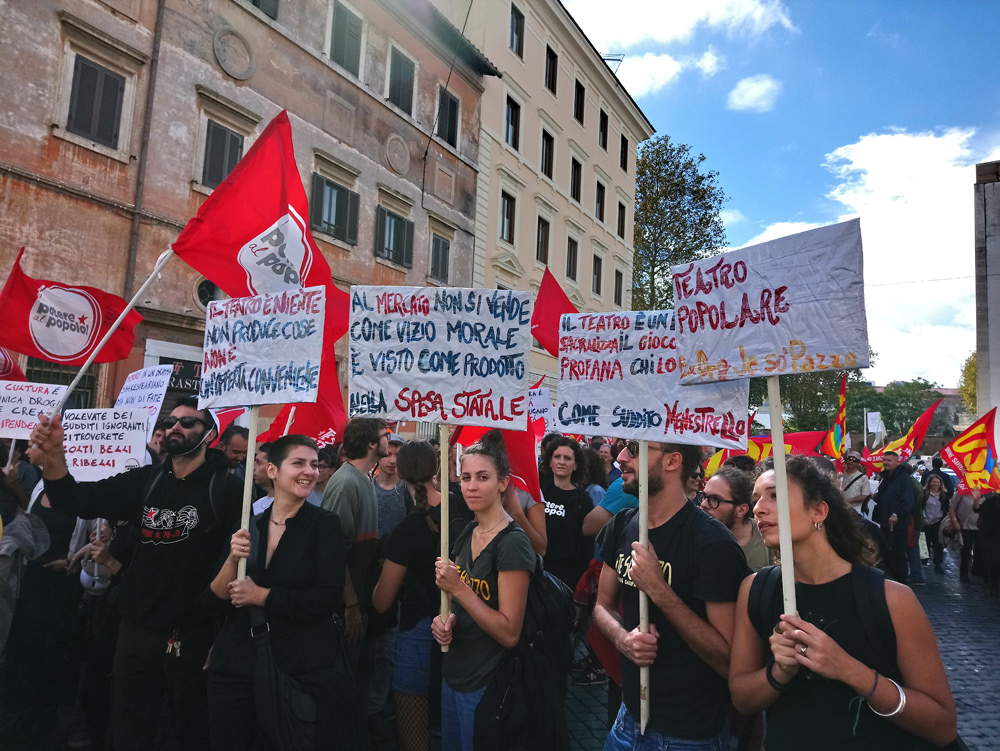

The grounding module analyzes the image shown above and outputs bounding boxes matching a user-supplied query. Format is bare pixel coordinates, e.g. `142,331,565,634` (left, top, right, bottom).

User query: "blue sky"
565,0,999,389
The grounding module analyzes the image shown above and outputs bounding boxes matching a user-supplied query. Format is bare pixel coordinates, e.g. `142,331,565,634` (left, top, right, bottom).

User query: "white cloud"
727,74,782,112
696,49,724,77
720,208,747,226
616,53,685,98
562,0,795,52
738,221,820,246
748,128,993,387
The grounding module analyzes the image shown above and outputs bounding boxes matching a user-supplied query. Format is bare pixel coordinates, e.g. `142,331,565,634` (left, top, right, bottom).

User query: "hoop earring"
814,521,824,530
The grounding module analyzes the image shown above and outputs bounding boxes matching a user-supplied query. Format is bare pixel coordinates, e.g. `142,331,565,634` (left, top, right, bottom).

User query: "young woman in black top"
729,456,957,750
372,440,441,751
538,436,593,589
207,435,350,750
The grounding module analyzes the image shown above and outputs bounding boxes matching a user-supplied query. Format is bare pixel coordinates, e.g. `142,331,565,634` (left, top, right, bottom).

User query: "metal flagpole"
237,405,260,580
767,376,797,615
638,439,650,733
51,248,175,414
439,423,452,652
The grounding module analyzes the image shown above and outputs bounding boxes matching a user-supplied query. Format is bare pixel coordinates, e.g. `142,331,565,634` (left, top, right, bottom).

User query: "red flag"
209,407,247,447
704,430,826,476
0,248,142,366
530,267,578,357
453,424,542,502
820,374,847,468
256,396,346,447
0,348,25,381
864,400,941,469
941,408,1000,495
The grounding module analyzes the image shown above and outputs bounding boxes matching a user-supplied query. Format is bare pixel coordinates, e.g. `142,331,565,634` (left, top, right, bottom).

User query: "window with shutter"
620,134,629,171
566,238,578,281
574,81,585,124
437,89,459,147
592,255,603,295
509,5,524,57
375,206,413,267
614,269,624,306
67,55,125,149
570,158,582,202
599,110,608,150
545,47,558,94
595,181,606,222
388,47,415,115
536,217,550,264
541,130,554,179
331,1,362,77
505,97,520,150
202,120,244,189
431,234,450,282
500,192,516,244
310,173,360,245
617,202,626,238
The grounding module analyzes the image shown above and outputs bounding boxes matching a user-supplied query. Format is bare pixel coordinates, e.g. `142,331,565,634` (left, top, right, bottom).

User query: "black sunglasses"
162,415,207,430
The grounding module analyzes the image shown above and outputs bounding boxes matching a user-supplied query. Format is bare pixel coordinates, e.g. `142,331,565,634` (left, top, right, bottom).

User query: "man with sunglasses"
30,397,243,751
594,440,750,750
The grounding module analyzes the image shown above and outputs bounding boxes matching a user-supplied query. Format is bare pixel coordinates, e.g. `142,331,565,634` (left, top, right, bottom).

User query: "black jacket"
208,502,346,677
874,467,915,526
44,449,243,629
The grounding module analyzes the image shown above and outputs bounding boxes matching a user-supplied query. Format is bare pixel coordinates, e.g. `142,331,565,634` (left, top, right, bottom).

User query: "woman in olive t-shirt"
432,431,535,751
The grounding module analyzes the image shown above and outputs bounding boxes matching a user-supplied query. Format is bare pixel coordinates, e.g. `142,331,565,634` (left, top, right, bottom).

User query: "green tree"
749,370,868,432
632,135,727,310
959,351,976,412
879,378,951,435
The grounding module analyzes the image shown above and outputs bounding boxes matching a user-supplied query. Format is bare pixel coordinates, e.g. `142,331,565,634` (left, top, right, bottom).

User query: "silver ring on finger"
798,645,808,656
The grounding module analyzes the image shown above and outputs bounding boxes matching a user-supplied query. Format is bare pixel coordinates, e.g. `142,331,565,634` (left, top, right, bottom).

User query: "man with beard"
594,441,749,750
29,396,242,751
700,466,770,572
874,450,916,582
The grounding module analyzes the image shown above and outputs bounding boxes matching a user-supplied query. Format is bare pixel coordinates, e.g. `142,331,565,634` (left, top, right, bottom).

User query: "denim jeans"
604,704,727,751
367,628,397,716
440,681,486,751
906,544,925,582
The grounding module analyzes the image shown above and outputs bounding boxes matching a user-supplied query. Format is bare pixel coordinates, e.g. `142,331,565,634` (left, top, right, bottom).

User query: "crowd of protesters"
1,402,992,750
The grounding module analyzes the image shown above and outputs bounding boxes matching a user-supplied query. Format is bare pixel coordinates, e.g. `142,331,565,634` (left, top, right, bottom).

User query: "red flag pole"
50,248,174,414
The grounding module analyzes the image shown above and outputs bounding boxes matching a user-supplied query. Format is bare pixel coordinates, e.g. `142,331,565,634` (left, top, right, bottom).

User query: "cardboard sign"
0,381,69,439
114,365,173,437
198,286,326,409
554,310,749,448
528,387,552,432
348,286,532,429
63,408,148,481
671,219,869,384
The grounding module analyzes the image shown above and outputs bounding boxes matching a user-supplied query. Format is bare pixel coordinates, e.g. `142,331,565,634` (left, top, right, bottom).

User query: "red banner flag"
941,408,1000,495
453,423,543,502
256,398,346,448
0,349,25,381
209,407,247,447
530,267,578,358
820,374,847,468
705,430,826,477
864,400,941,470
172,110,349,443
0,248,142,366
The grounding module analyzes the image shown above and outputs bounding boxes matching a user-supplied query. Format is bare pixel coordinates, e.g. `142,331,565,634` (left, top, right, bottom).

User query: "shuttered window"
67,55,125,149
437,89,459,147
566,238,578,281
536,217,550,264
202,120,244,189
310,174,359,245
430,234,450,282
375,206,414,267
388,47,415,115
330,1,363,77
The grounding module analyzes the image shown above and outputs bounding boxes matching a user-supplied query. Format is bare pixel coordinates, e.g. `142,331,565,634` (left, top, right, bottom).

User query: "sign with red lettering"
0,380,69,440
348,286,532,429
63,408,148,481
554,310,749,448
671,219,868,384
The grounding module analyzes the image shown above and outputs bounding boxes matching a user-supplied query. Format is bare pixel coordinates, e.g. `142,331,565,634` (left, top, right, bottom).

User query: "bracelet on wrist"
868,676,906,718
864,669,880,700
765,657,790,692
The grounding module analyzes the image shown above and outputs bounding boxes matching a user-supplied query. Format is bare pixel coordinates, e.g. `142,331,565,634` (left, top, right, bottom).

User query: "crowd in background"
0,403,994,750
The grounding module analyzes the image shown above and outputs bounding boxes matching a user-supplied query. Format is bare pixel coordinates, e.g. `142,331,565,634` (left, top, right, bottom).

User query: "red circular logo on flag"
29,286,102,362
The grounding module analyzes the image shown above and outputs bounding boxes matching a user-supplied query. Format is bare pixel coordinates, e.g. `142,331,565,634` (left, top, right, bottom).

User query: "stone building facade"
0,0,496,416
975,160,1000,416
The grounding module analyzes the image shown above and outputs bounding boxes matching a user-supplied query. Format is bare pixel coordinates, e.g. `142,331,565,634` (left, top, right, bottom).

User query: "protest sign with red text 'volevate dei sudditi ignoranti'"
348,286,532,430
671,219,869,385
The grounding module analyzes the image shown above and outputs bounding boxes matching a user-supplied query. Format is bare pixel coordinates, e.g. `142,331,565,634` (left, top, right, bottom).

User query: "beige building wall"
431,0,654,384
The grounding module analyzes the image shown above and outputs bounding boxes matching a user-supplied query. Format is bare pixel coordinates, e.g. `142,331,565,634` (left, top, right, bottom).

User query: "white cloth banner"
63,408,148,481
0,381,68,440
866,411,882,432
528,387,552,432
114,365,173,438
198,286,326,409
671,219,869,384
554,310,749,448
348,286,532,429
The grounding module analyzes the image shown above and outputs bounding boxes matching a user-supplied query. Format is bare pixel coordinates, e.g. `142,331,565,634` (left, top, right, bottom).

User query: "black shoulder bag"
247,517,317,751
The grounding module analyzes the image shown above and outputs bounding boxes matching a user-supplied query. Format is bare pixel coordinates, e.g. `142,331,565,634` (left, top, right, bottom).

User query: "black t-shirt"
540,478,592,588
600,502,750,739
381,508,441,631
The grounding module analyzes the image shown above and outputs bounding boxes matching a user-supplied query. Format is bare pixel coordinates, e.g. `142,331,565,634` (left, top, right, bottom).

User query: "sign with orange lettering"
941,408,1000,495
671,219,869,384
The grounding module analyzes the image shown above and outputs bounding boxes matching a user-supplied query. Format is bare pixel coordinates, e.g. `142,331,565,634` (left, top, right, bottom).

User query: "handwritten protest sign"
555,310,749,448
63,408,148,481
348,286,532,429
528,387,552,433
199,286,325,409
115,365,173,437
671,219,868,384
0,381,68,440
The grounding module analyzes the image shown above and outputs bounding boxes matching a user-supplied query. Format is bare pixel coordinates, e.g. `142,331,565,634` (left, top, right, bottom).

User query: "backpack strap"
748,564,782,642
850,564,897,677
141,466,166,508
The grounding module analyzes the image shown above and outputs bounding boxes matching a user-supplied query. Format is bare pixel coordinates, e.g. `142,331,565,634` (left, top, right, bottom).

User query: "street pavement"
567,548,1000,750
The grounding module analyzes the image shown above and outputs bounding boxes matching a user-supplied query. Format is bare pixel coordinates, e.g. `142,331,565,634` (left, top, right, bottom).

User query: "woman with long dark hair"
581,447,609,507
372,441,441,751
538,437,593,589
922,475,949,574
729,456,956,749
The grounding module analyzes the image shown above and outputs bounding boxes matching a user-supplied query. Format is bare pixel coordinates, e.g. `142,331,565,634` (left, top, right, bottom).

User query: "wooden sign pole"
237,405,260,580
439,423,452,652
638,439,650,733
767,375,797,615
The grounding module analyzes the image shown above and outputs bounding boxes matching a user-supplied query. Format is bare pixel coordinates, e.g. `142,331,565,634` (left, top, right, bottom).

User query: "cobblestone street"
567,549,1000,750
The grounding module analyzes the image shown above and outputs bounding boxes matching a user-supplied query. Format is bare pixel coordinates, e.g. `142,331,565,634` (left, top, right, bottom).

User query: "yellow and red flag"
704,431,826,476
864,399,941,470
820,374,847,468
941,408,1000,495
